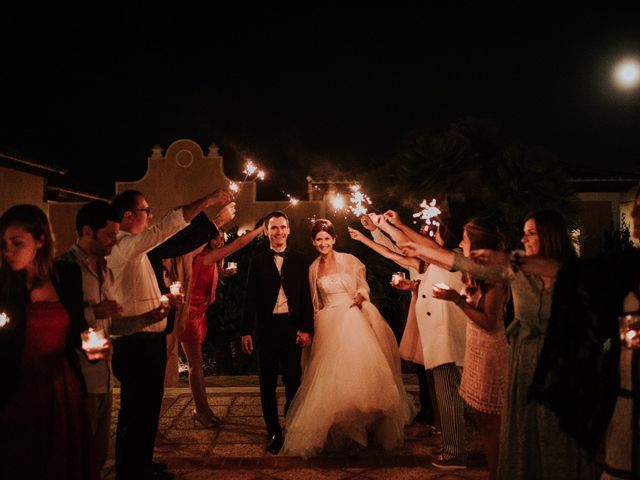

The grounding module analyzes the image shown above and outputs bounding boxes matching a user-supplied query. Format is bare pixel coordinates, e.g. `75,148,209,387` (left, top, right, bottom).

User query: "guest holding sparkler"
398,210,596,480
179,223,265,428
0,204,108,480
372,212,469,471
379,214,508,480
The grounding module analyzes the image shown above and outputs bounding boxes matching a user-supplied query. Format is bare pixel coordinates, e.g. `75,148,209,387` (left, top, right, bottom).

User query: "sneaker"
431,454,467,471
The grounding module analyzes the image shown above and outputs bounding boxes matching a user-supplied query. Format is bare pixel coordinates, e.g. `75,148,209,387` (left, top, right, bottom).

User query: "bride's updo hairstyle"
311,219,336,239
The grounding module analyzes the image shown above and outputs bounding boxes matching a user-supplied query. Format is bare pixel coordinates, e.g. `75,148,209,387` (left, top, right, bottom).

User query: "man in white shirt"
108,188,232,480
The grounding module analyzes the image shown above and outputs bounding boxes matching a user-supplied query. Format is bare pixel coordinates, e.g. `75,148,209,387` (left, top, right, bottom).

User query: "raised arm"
180,188,234,223
202,226,265,265
469,249,562,279
348,227,421,271
397,236,455,271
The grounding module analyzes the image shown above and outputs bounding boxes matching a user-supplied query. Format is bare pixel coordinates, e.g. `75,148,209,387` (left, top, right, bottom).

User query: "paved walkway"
103,377,489,479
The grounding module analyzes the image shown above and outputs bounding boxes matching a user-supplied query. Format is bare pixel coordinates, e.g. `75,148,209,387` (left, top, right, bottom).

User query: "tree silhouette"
363,118,581,249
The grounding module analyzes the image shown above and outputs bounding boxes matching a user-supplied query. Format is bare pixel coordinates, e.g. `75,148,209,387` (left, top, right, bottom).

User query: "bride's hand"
350,292,364,309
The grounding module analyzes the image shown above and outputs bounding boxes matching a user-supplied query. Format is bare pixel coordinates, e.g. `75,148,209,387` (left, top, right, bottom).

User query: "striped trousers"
432,363,467,463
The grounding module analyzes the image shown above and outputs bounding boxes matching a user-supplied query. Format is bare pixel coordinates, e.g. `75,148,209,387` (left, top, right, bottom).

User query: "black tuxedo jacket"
241,248,314,342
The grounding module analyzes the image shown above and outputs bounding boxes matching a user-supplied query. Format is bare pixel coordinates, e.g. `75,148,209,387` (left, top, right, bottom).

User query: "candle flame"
0,312,10,328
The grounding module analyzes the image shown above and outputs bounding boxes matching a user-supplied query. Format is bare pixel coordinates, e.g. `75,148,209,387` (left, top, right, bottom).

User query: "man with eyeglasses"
108,188,233,480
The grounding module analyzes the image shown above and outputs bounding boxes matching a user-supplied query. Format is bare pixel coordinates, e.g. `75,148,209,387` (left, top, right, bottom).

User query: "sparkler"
348,184,372,217
283,194,300,211
230,159,267,197
412,198,441,238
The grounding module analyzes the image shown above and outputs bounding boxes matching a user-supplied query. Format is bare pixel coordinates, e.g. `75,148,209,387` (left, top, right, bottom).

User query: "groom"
241,211,314,454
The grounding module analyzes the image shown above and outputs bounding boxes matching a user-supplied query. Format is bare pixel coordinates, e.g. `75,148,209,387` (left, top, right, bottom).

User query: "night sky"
1,7,639,199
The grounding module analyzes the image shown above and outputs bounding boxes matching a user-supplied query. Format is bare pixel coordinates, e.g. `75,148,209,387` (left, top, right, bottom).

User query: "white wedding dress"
280,252,414,459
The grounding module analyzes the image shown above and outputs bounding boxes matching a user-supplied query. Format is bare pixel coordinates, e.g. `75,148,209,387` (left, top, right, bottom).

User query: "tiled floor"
103,379,489,479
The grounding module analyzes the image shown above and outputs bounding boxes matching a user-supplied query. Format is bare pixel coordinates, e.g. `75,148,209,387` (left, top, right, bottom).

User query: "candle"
0,312,10,328
391,272,406,285
169,281,182,296
81,328,107,352
433,283,451,290
160,295,170,308
170,281,185,304
226,261,238,271
619,314,640,349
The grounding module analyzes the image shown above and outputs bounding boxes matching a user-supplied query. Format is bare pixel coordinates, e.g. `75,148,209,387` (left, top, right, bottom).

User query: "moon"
613,58,640,89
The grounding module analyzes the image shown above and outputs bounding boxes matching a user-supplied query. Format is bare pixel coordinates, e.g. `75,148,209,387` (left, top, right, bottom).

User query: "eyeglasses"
134,207,151,215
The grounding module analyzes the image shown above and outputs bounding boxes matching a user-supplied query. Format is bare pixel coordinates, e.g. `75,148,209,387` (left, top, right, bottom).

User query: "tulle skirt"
281,301,414,459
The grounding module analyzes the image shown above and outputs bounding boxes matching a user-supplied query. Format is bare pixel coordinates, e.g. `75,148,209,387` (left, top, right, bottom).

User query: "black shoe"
144,470,175,480
149,461,168,472
413,409,435,425
267,433,283,454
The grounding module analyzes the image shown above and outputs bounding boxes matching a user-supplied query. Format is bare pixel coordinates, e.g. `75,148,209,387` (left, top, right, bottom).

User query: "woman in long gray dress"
398,210,596,480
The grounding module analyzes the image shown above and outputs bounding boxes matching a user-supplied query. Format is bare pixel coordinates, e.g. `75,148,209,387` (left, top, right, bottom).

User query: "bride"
280,219,414,459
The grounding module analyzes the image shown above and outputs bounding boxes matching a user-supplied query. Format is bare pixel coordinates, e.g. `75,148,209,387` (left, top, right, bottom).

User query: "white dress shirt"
107,209,188,333
272,249,290,314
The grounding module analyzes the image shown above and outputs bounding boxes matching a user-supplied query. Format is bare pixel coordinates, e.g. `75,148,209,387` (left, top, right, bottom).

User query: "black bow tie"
271,249,286,258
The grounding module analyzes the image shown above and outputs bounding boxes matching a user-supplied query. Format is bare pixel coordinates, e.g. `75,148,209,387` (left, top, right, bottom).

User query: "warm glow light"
0,312,10,328
257,170,265,180
229,182,239,193
613,58,640,89
332,194,345,211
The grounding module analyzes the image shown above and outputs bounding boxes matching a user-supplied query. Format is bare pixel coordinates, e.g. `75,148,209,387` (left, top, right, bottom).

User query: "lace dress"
458,288,508,415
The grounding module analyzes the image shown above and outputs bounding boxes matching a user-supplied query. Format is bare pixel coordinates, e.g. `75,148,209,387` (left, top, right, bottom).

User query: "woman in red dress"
180,225,264,427
0,204,107,480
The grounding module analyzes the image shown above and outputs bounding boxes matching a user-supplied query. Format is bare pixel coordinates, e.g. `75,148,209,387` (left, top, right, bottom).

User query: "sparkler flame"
229,182,239,193
348,184,372,216
413,198,441,237
243,160,257,176
257,170,265,181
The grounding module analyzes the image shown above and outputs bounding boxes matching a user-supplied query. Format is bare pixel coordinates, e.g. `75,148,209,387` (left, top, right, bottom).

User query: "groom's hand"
241,335,254,355
350,292,364,309
296,331,312,348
